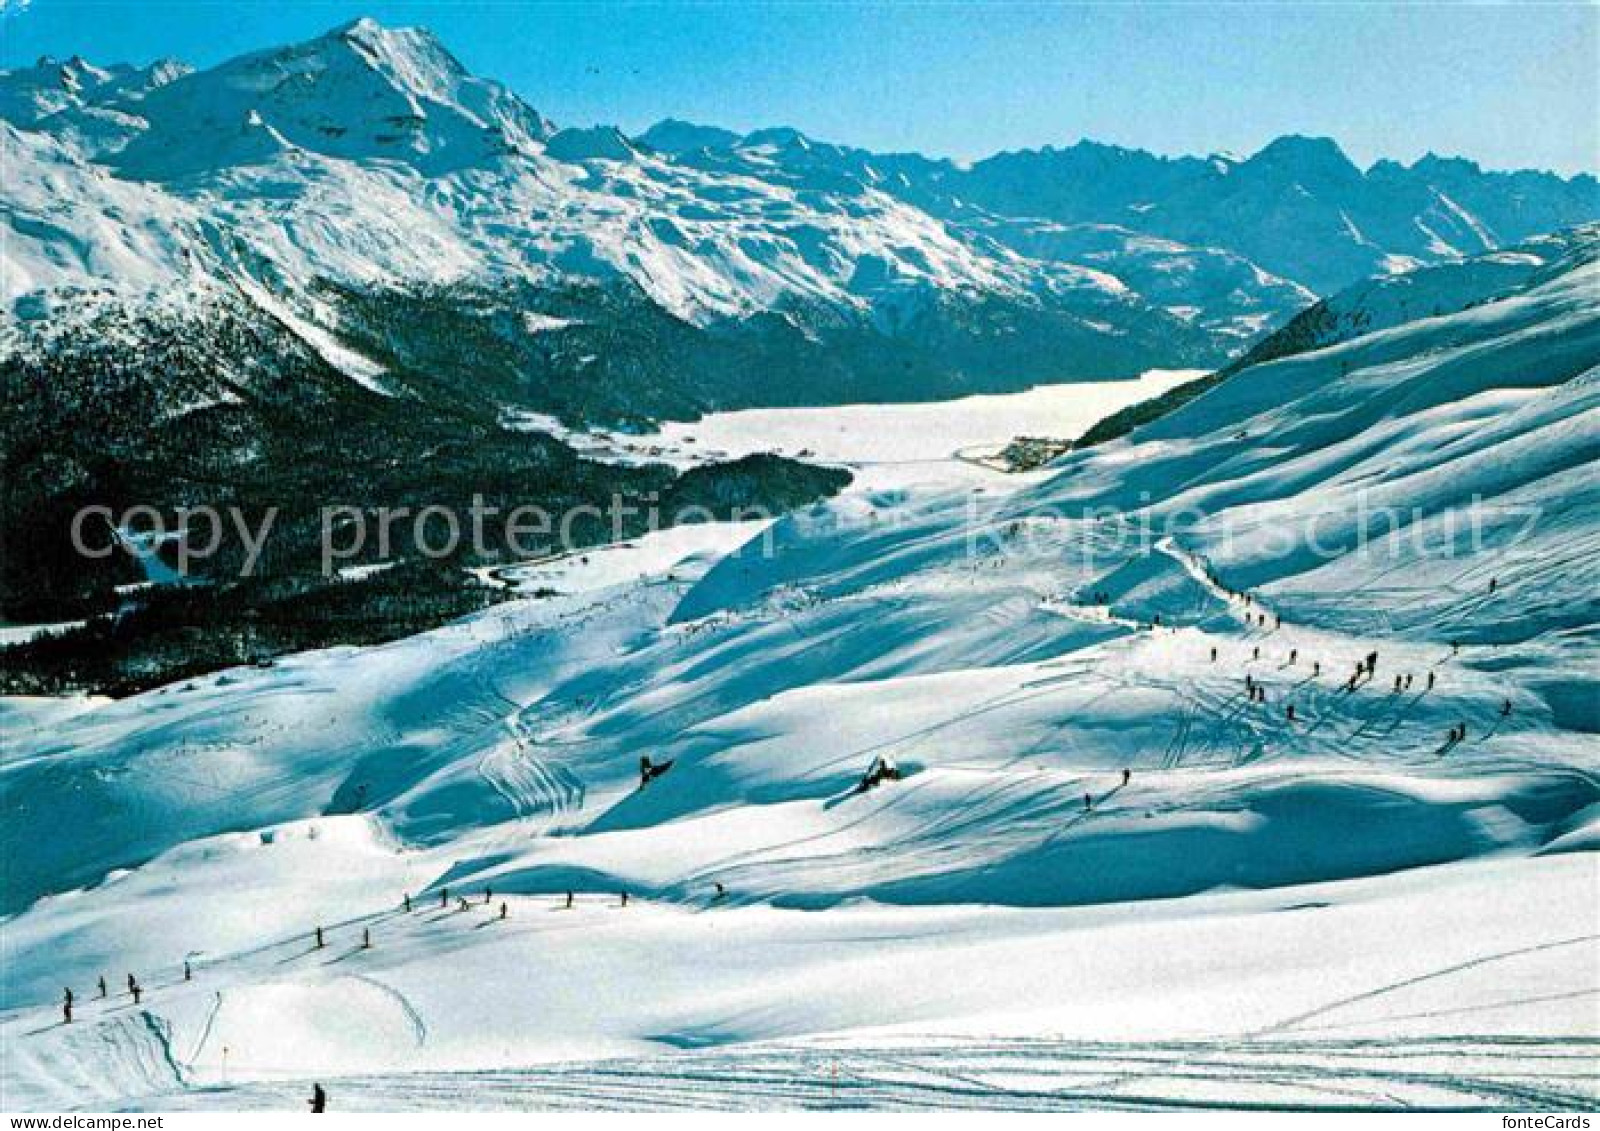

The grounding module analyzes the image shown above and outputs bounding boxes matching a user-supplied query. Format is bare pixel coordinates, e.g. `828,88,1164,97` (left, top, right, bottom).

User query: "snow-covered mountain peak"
636,117,741,154
742,126,812,152
110,17,553,179
544,124,638,163
322,16,471,108
1242,134,1362,184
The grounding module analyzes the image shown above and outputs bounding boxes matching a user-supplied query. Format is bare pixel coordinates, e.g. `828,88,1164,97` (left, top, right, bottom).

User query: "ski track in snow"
1256,935,1600,1038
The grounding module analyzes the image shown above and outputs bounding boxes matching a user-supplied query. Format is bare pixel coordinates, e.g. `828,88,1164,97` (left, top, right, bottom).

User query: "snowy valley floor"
3,342,1598,1110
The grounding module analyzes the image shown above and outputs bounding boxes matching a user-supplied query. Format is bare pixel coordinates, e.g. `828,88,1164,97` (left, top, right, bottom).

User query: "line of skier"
1147,563,1509,754
57,883,663,1026
60,971,148,1024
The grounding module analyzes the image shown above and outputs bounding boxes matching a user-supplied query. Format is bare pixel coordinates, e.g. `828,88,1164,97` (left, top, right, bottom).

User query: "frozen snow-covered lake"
506,369,1202,492
641,369,1201,489
483,370,1201,593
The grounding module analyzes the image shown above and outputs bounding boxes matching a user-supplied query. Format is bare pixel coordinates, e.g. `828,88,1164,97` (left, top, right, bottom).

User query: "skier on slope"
308,1083,327,1113
858,754,901,792
97,976,107,999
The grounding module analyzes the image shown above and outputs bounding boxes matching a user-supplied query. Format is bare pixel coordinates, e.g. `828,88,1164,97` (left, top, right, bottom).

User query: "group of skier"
1242,637,1470,742
1223,575,1513,753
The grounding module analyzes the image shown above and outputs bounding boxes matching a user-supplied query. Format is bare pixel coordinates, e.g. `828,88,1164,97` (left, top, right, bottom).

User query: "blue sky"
3,1,1595,175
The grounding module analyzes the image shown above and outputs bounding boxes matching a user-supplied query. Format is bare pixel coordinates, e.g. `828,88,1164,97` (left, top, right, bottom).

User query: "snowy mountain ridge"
3,16,1595,389
645,121,1600,297
0,18,1148,335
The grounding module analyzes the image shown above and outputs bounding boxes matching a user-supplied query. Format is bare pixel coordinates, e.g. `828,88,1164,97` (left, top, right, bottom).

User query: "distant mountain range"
4,17,1595,403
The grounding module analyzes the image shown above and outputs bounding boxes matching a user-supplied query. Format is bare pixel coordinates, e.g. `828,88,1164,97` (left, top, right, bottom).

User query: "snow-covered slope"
0,17,1192,363
1235,227,1598,365
2,234,1595,1109
5,17,1595,406
960,217,1318,343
